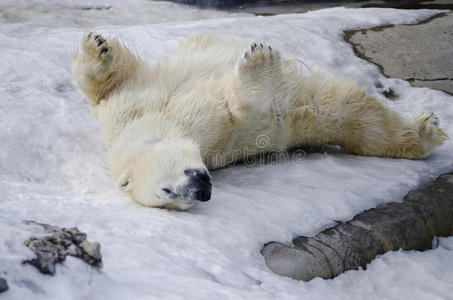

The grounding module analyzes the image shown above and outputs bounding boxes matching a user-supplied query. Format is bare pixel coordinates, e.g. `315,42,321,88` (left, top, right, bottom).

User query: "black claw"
244,52,248,59
269,46,272,51
87,32,92,39
96,39,104,47
260,43,263,48
94,35,100,40
100,48,108,55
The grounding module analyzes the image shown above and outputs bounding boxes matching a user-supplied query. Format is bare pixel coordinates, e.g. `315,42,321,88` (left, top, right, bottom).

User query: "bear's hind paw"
237,41,282,92
240,42,279,72
415,112,448,146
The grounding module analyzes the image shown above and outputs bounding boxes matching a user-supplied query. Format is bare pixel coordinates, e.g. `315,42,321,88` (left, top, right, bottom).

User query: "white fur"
72,33,448,209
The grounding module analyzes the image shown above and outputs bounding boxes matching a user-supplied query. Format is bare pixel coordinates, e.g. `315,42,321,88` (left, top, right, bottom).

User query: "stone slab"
346,12,453,95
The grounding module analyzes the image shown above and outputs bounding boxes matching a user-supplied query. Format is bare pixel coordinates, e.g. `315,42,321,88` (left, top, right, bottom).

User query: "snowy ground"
1,1,453,299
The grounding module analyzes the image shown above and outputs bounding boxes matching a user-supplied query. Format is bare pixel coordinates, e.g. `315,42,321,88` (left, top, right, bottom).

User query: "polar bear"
72,32,447,210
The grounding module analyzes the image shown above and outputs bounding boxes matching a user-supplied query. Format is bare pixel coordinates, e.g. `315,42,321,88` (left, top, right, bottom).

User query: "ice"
1,2,453,299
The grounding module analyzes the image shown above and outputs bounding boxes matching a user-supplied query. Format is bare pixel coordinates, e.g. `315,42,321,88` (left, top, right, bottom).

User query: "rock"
169,0,453,11
80,240,102,262
0,278,8,293
346,12,453,95
23,221,102,275
262,173,453,281
24,238,64,275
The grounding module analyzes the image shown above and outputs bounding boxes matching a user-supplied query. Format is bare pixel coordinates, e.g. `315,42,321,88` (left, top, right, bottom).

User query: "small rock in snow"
23,221,102,275
0,277,8,293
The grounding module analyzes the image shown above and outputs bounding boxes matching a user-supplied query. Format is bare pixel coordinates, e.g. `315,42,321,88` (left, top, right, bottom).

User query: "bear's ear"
116,173,131,192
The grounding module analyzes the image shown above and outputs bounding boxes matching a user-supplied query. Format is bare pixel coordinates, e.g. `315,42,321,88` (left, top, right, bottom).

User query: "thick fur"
72,33,448,209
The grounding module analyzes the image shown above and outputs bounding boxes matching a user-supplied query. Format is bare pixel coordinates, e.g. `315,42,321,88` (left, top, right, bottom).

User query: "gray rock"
0,278,8,293
80,240,102,261
346,12,453,95
262,173,453,281
23,221,102,275
24,238,64,275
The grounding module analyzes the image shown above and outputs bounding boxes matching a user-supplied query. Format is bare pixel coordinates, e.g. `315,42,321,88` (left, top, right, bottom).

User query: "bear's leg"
333,103,447,159
231,43,282,118
72,32,143,106
292,93,447,159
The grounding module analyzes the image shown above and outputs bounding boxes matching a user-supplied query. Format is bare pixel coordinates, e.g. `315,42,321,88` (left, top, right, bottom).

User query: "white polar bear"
72,33,448,210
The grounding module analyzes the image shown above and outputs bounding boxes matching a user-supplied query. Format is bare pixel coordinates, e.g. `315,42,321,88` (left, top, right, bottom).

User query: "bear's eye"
121,180,129,187
116,173,131,192
162,188,177,199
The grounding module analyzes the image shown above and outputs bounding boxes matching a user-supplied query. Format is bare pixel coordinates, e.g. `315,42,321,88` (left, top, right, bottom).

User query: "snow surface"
1,1,453,299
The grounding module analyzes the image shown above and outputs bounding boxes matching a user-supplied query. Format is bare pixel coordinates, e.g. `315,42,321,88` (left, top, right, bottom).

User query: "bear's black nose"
184,168,211,184
184,168,212,202
194,187,211,202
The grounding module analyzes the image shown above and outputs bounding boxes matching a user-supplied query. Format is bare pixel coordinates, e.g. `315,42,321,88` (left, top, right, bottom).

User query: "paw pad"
241,41,279,70
83,31,111,60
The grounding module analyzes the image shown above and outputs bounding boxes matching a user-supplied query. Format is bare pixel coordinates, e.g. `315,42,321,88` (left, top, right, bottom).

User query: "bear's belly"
204,114,292,169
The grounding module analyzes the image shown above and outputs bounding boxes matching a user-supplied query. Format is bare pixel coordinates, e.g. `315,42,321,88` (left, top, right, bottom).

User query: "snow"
1,1,453,299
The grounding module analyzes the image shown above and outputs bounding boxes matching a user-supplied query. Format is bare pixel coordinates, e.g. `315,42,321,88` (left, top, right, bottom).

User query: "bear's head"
110,138,211,210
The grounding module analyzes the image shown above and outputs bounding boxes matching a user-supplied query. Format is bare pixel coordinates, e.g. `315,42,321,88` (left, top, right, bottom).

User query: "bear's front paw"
82,31,113,64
